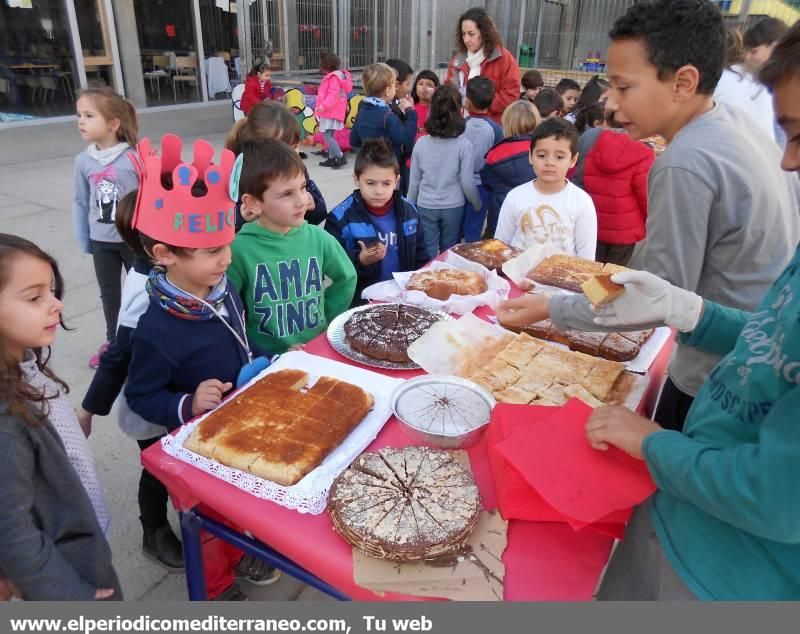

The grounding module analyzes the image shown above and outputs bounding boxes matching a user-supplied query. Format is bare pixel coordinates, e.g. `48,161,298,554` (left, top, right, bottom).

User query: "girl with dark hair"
743,17,788,73
408,84,483,256
0,233,121,600
445,7,521,124
564,75,610,124
240,59,274,115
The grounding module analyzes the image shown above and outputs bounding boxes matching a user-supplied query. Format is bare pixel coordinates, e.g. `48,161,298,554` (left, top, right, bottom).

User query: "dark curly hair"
425,84,466,138
759,20,800,90
455,7,503,57
0,234,69,428
609,0,725,96
319,52,341,73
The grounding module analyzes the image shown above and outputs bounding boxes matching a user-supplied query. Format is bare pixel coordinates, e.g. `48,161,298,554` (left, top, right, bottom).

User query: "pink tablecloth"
141,302,673,601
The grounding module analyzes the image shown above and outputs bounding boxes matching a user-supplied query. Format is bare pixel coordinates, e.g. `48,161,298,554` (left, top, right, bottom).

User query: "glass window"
0,0,78,119
200,0,237,98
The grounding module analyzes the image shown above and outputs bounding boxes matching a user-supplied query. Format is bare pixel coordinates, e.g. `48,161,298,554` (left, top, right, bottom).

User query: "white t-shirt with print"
494,180,598,259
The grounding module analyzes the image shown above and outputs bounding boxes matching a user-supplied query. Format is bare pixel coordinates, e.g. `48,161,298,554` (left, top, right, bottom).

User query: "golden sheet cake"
184,369,374,486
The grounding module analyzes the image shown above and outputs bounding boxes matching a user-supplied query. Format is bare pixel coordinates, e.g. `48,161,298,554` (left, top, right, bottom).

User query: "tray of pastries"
468,332,633,408
406,269,487,300
530,255,629,293
328,303,453,370
451,239,522,272
184,369,374,486
328,447,481,561
506,319,654,363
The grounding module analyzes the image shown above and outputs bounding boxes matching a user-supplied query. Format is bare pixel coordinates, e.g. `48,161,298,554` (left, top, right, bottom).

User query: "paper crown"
130,134,237,248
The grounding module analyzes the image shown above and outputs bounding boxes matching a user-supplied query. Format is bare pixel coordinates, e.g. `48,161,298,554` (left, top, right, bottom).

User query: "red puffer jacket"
582,130,655,245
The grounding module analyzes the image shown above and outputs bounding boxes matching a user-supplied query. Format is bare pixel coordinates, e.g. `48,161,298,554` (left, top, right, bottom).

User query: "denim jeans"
418,205,465,257
461,185,491,243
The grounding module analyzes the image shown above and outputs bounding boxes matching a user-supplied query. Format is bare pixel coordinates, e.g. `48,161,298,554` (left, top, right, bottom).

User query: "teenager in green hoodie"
496,16,800,600
228,140,356,353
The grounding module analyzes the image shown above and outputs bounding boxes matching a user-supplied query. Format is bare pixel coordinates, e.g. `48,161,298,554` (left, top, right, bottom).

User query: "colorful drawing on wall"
284,88,318,139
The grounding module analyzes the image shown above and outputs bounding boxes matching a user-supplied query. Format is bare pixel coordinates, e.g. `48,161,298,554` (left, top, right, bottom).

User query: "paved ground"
0,103,355,600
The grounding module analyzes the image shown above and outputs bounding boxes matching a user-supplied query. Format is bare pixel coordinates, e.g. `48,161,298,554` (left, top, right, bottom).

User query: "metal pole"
409,0,419,70
102,0,125,95
516,0,528,65
191,0,208,101
236,0,249,70
63,0,88,90
533,0,545,67
430,0,437,70
372,0,378,63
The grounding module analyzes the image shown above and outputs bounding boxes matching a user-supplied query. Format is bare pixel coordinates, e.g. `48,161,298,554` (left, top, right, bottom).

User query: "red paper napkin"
496,399,656,526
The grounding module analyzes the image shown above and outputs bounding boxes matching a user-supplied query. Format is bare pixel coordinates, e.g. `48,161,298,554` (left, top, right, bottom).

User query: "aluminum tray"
391,375,496,448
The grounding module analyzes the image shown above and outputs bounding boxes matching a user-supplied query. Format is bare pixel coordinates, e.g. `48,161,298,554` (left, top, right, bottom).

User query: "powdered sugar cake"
184,369,374,486
451,239,522,271
328,447,481,561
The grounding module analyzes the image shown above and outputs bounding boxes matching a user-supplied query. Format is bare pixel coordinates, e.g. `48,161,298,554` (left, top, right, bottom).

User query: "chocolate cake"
451,239,522,271
328,447,481,561
343,303,442,364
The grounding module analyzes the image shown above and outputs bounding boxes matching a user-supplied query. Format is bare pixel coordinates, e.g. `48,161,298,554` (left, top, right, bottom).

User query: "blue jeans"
418,205,465,257
462,185,491,243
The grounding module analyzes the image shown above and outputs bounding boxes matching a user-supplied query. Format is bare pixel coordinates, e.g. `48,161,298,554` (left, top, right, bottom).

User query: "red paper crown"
130,134,236,248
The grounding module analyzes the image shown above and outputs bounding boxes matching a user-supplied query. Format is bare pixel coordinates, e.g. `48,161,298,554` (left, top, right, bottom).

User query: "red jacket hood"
589,131,653,173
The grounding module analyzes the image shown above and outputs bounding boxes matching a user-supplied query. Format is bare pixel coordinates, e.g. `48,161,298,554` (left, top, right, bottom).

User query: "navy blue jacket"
125,279,253,431
479,135,536,213
325,190,429,305
350,101,418,167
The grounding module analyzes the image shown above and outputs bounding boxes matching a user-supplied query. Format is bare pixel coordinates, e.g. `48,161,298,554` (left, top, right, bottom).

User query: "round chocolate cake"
328,447,481,561
343,303,441,364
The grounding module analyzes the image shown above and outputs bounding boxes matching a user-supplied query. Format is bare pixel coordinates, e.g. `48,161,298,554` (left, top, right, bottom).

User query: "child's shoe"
313,149,329,157
234,554,282,586
212,582,248,601
331,156,348,169
319,157,336,167
142,524,185,572
88,341,110,369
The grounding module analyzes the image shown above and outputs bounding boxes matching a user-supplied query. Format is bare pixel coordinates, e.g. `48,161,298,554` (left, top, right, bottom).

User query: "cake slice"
581,274,625,307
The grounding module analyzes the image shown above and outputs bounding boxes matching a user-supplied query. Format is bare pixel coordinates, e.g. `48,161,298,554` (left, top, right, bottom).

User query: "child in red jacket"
581,125,655,265
240,60,273,115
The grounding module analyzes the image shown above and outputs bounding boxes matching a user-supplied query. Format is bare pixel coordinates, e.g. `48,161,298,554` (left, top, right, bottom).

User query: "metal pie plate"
327,303,453,371
391,375,496,448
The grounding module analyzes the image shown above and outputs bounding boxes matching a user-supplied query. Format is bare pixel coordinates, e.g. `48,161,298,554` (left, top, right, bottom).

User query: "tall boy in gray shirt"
497,0,800,431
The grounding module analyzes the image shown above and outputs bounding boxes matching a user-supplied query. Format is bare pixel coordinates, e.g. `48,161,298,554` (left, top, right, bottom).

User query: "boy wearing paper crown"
123,135,279,600
228,139,357,353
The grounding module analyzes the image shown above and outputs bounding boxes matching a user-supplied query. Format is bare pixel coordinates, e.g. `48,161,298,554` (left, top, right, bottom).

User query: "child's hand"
305,191,315,211
585,406,663,459
357,240,387,265
495,295,550,329
0,576,19,601
75,407,93,438
398,97,414,111
240,204,262,223
192,379,233,416
94,588,115,600
288,343,306,352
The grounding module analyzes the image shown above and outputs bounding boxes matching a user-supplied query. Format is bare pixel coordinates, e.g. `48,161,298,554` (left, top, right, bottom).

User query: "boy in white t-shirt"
495,118,597,259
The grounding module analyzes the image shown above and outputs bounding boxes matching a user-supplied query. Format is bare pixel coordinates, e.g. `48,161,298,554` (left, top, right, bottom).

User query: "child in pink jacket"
315,53,353,169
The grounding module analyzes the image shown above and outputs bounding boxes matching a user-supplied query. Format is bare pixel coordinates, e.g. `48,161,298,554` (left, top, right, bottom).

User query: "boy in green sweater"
228,139,356,352
496,19,800,600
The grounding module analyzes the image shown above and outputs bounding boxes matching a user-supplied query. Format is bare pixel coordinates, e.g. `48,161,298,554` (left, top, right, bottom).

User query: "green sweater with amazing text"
643,243,800,600
228,221,356,353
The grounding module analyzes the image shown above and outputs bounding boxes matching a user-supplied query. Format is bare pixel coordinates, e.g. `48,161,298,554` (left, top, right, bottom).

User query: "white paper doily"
161,351,403,514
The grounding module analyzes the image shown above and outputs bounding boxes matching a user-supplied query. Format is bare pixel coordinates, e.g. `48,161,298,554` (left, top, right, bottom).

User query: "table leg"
179,510,208,601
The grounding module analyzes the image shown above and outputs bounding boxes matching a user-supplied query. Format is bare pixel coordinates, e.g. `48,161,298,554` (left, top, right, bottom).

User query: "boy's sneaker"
313,149,329,157
142,524,185,572
298,151,308,160
212,582,248,601
319,157,336,167
234,555,282,586
88,341,110,369
331,156,348,169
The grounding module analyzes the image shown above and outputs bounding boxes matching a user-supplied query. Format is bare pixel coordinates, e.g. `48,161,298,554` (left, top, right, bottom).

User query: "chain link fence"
237,0,798,85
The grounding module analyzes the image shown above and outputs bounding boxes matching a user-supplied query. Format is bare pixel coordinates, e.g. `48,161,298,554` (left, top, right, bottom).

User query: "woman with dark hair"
564,75,610,124
445,7,521,124
743,17,788,74
715,27,777,143
408,85,483,256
